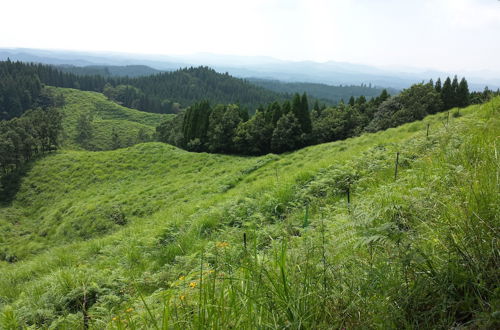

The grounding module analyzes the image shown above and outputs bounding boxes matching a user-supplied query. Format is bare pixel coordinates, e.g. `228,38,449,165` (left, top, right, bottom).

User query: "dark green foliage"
436,76,472,110
249,78,399,105
367,83,442,132
57,64,161,77
348,96,355,106
156,111,185,147
441,77,454,110
75,113,94,148
111,129,121,150
0,60,43,120
457,78,470,107
157,77,472,156
451,75,459,106
312,104,357,143
289,93,312,142
435,78,442,93
233,110,273,155
0,107,62,178
469,86,500,104
270,101,283,127
182,101,212,151
136,127,150,143
207,105,244,153
0,61,283,116
271,112,303,153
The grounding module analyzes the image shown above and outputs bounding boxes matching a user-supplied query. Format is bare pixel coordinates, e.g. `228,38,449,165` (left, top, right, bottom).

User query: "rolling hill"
0,97,498,328
55,87,171,151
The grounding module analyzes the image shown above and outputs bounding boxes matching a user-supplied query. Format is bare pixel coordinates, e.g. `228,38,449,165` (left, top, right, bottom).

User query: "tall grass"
0,98,498,328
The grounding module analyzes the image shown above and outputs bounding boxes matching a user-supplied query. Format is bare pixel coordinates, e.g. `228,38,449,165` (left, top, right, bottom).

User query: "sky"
2,0,500,72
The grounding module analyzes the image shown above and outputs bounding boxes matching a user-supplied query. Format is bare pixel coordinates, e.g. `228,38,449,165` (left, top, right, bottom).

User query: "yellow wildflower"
126,307,133,313
179,275,185,281
216,241,229,248
112,317,117,321
180,295,185,301
189,281,197,288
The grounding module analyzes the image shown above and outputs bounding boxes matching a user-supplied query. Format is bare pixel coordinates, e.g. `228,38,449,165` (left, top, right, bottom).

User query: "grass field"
54,87,172,150
0,97,498,329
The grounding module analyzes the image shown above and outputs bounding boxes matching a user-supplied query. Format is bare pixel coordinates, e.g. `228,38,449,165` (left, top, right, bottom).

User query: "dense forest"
0,95,63,176
249,78,399,105
158,76,498,155
0,60,284,116
57,64,162,77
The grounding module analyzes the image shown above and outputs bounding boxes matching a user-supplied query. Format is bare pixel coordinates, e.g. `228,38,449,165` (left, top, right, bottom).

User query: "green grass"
53,87,172,150
0,98,498,329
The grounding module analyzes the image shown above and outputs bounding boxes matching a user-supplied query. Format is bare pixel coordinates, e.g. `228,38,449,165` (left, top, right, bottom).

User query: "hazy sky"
2,0,500,72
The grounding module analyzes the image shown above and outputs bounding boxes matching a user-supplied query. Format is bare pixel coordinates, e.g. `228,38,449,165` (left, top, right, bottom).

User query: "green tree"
451,75,459,107
233,110,272,155
435,78,442,93
271,112,303,153
76,113,93,149
441,77,454,110
457,78,470,107
207,104,243,153
182,101,212,151
111,129,121,150
136,127,150,143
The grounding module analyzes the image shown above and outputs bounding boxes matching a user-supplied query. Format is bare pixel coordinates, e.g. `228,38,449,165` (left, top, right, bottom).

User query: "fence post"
394,152,400,181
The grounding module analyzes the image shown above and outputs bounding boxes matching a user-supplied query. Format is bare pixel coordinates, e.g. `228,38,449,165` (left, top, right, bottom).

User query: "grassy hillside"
55,87,171,150
0,98,498,328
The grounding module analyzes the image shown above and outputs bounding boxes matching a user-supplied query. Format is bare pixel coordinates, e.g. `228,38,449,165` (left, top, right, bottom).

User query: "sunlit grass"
0,97,498,328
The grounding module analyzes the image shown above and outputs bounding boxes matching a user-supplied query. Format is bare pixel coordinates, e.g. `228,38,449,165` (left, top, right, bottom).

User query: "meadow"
0,94,498,329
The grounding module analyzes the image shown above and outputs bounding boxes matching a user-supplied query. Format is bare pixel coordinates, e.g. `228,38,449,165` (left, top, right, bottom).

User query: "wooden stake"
243,232,247,251
394,152,400,181
426,123,430,138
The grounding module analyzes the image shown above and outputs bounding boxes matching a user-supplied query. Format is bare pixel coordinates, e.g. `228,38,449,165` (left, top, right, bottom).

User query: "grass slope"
55,87,171,150
0,98,498,329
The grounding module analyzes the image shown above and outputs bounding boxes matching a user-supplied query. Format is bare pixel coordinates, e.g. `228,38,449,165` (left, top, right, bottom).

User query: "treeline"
0,60,43,120
157,76,497,155
57,64,162,78
0,106,62,175
248,78,399,105
0,60,283,116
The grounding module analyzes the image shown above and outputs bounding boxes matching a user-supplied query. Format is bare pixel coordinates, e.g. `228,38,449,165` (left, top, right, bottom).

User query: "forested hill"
249,78,399,105
56,64,162,77
0,60,284,117
127,66,283,112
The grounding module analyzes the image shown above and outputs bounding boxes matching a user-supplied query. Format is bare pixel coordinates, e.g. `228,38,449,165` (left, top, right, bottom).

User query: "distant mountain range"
1,48,498,91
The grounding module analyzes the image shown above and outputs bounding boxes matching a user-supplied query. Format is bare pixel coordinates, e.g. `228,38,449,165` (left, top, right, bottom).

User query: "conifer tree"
291,93,312,135
451,75,459,107
348,96,355,106
435,78,442,93
457,77,470,107
441,77,453,110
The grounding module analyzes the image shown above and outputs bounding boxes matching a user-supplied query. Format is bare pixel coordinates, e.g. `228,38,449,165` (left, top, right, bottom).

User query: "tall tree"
435,78,442,93
76,113,93,149
451,75,459,107
457,77,470,108
441,77,454,110
271,112,303,153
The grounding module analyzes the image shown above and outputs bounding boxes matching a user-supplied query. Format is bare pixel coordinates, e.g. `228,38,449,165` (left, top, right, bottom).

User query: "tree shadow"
0,154,50,206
